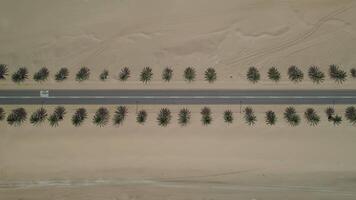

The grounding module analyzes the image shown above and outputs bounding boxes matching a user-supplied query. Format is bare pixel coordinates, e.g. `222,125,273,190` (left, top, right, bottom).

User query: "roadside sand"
1,0,356,89
1,105,356,199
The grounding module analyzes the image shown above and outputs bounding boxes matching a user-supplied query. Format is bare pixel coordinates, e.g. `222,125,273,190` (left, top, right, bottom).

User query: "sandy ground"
1,0,356,199
1,0,356,89
1,105,356,199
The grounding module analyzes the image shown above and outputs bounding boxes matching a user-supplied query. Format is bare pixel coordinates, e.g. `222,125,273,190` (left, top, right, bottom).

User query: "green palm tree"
0,107,5,121
55,68,69,81
244,107,256,126
113,106,128,125
345,106,356,124
33,67,49,82
48,106,66,127
93,107,110,127
136,110,147,124
7,108,27,126
204,68,217,83
178,108,191,126
30,107,48,125
76,67,90,82
0,64,8,80
267,67,280,82
265,110,277,125
184,67,196,82
223,110,233,124
351,68,356,78
201,107,212,125
140,67,153,83
329,64,347,83
288,66,303,83
331,115,342,126
162,67,173,82
71,108,87,127
304,108,320,126
308,66,325,84
325,107,335,119
157,108,171,126
119,67,130,81
12,67,28,83
99,70,109,81
284,107,300,126
246,67,260,83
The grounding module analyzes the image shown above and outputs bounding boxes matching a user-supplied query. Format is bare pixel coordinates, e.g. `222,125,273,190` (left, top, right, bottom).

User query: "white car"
40,90,49,98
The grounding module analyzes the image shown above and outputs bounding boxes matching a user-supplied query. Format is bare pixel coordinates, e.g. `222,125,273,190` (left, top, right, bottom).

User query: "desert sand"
0,0,356,89
1,105,356,199
1,0,356,199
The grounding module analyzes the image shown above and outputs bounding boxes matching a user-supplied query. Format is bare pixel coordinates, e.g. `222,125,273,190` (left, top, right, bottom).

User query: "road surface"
0,89,356,105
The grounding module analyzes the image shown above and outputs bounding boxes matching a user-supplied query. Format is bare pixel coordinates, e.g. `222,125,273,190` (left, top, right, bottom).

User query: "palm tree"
0,107,5,121
12,67,28,83
265,110,277,125
93,107,110,127
345,106,356,124
351,68,356,78
178,108,191,126
184,67,196,82
162,67,173,82
7,108,27,126
48,106,66,127
284,107,300,126
267,67,280,82
308,66,325,84
140,67,153,83
223,110,233,124
331,115,342,126
55,67,69,81
244,107,256,126
113,106,128,125
0,64,8,80
71,108,87,127
288,66,303,83
201,107,212,125
136,110,147,124
246,67,260,83
30,107,48,125
119,67,130,81
157,108,171,126
33,67,49,82
204,68,217,83
329,64,347,83
76,67,90,82
325,107,335,119
99,70,109,81
304,108,320,126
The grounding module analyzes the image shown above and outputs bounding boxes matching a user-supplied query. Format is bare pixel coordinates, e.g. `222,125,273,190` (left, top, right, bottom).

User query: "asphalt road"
0,89,355,105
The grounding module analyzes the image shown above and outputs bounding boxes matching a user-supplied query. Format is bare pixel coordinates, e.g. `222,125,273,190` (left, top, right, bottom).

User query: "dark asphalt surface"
0,89,355,104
